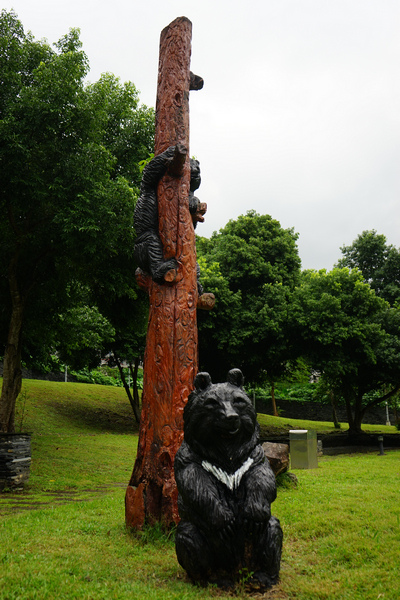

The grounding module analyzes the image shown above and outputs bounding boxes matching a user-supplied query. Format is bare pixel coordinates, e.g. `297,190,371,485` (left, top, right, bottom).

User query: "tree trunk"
113,353,141,424
329,390,340,429
125,17,199,529
271,381,279,417
344,394,363,435
0,263,25,434
129,357,141,421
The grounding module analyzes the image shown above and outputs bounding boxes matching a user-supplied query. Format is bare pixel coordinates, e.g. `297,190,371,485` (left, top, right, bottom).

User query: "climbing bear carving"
133,146,179,284
134,145,206,290
174,369,283,589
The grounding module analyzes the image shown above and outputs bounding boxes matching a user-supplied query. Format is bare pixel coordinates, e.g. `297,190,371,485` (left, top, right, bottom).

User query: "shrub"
72,368,122,387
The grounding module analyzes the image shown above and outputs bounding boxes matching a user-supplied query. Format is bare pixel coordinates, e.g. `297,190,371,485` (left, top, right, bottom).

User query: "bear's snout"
219,402,241,434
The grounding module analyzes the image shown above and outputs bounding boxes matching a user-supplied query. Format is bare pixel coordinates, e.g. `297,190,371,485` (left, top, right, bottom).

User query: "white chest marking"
201,457,254,491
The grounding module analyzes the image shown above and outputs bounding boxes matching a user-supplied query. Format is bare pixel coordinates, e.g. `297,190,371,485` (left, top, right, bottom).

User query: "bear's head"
183,369,259,472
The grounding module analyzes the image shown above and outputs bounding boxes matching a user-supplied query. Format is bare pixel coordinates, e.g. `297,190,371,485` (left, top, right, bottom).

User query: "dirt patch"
259,425,294,438
0,483,126,515
46,400,139,434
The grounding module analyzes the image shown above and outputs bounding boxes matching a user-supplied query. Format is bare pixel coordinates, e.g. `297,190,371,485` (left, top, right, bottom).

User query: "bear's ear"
194,372,212,391
227,368,244,388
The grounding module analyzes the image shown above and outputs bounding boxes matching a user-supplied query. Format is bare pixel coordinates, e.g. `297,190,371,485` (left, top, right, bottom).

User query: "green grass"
15,379,138,435
12,379,139,493
257,411,398,435
275,453,400,599
1,379,399,599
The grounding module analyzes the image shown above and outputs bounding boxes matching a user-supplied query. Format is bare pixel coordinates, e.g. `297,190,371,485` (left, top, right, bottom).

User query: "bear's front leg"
175,460,243,580
242,461,275,525
140,145,177,191
240,461,283,587
176,462,235,531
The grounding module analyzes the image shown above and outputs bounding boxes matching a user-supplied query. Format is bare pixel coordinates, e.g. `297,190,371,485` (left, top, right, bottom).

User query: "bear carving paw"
163,267,178,283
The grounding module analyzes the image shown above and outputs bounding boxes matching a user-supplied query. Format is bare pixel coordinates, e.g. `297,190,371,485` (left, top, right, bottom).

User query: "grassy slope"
0,379,399,600
14,379,139,492
257,412,398,435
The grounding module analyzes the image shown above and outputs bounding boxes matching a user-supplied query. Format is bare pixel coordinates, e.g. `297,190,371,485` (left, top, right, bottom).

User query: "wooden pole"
125,17,199,529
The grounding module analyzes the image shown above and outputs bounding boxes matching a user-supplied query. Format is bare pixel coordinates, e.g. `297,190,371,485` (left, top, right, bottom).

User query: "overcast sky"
3,0,400,269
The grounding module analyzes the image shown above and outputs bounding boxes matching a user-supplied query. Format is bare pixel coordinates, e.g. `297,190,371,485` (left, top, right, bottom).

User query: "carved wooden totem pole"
125,17,210,529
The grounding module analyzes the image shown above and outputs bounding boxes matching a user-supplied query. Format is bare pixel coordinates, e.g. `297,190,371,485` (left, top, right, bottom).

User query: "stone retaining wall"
0,363,77,383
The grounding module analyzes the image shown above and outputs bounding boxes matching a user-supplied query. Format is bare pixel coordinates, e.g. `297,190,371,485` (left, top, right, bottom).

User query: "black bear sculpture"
133,145,206,292
174,369,283,590
133,146,179,284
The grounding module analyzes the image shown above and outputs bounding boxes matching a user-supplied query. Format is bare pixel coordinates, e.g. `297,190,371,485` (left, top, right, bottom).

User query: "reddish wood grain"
125,17,199,529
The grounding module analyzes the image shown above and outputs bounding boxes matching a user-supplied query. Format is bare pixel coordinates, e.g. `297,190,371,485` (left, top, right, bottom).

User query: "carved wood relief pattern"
125,17,199,529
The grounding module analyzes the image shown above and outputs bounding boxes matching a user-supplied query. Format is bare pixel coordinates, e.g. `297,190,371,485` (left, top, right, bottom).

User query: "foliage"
56,304,116,371
71,367,121,387
278,383,318,404
0,10,154,432
20,352,63,377
196,252,242,381
282,356,313,384
205,210,300,293
337,229,400,305
197,210,301,386
249,382,320,405
71,365,144,389
84,73,154,189
291,267,400,433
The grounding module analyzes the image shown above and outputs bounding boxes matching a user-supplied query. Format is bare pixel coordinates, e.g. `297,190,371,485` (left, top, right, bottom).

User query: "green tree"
196,252,243,381
56,303,116,371
337,230,400,305
0,11,154,432
291,267,400,434
197,211,301,406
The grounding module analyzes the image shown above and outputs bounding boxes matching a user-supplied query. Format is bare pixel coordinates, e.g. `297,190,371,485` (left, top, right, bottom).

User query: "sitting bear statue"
174,369,283,590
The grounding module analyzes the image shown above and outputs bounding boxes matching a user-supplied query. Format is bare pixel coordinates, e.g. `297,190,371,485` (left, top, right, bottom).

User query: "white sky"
3,0,400,269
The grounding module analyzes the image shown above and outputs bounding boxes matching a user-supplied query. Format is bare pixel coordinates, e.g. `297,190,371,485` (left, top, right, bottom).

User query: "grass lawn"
0,379,399,599
257,412,398,435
